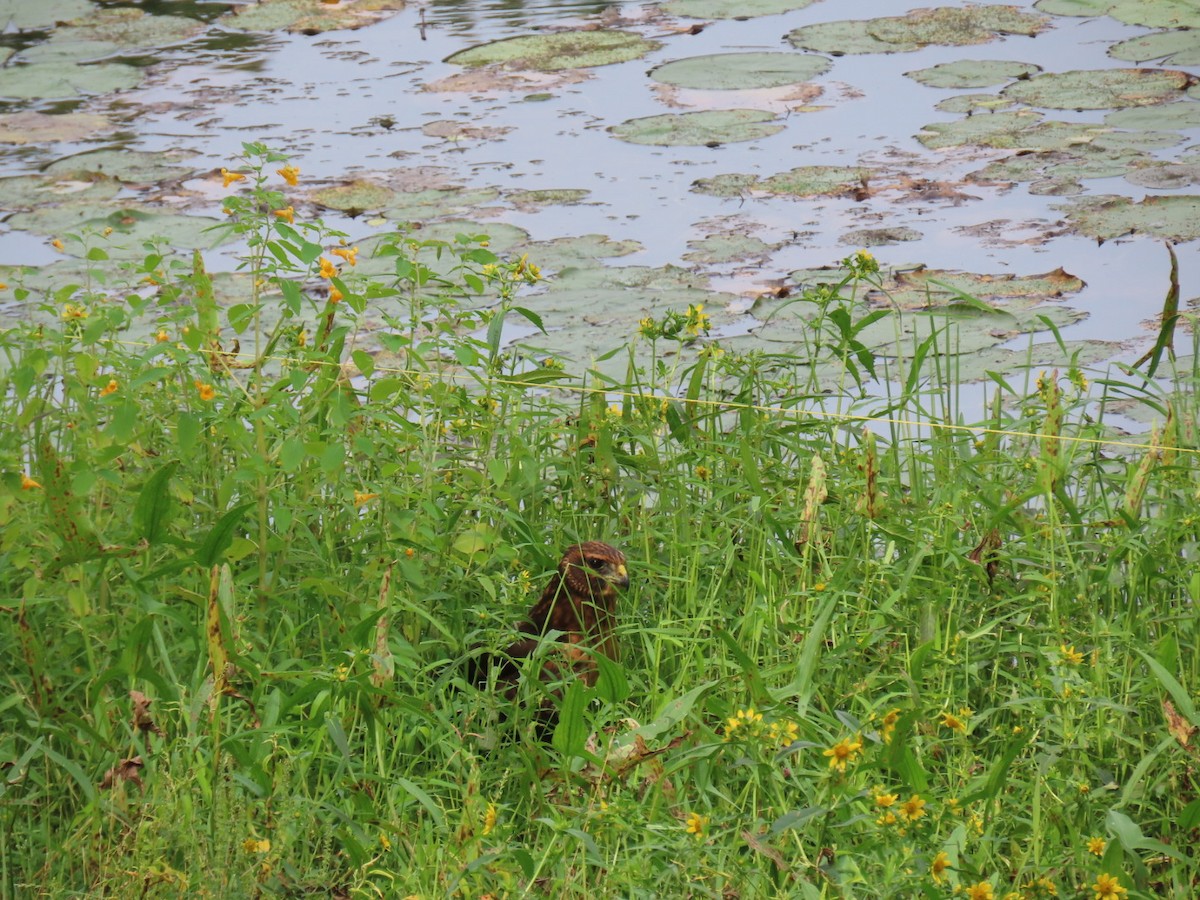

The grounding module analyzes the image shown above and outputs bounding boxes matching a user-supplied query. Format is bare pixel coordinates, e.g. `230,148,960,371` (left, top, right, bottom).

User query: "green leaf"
195,502,255,567
551,680,590,757
133,460,179,544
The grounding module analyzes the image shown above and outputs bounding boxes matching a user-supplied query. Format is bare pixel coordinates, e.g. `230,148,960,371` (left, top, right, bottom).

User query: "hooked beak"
611,563,629,590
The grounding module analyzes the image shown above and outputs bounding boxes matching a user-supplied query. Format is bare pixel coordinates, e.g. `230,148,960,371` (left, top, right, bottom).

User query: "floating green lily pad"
1105,102,1200,129
906,59,1041,88
1110,30,1200,67
50,7,205,51
917,110,1107,151
683,234,779,264
518,235,642,272
0,174,121,210
935,94,1017,114
1061,194,1200,241
759,166,870,197
0,111,114,145
224,0,405,33
0,0,92,29
610,109,783,146
311,179,399,213
508,189,590,209
840,227,922,247
44,148,197,184
662,0,816,20
446,30,662,72
1034,0,1200,29
1001,68,1194,109
383,188,502,223
1123,154,1200,189
787,6,1049,55
650,52,831,90
0,61,143,100
7,204,232,255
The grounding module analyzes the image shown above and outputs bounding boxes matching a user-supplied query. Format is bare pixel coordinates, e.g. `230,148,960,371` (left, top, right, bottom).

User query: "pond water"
1,0,1198,392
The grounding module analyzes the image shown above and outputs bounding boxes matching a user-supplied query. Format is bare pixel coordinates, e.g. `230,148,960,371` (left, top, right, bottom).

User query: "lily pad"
383,187,502,223
840,227,922,247
683,234,779,264
917,111,1107,151
662,0,816,20
1104,102,1200,130
1110,30,1200,67
1060,194,1200,241
311,179,400,213
518,235,642,271
906,59,1041,89
759,166,870,197
0,174,121,210
446,30,662,72
610,109,783,146
1000,68,1194,110
0,111,114,145
1123,157,1200,190
650,53,831,90
1034,0,1200,29
507,189,591,210
787,6,1050,55
0,0,92,29
7,204,232,255
44,148,198,184
935,94,1017,114
49,7,205,51
224,0,405,33
0,61,143,100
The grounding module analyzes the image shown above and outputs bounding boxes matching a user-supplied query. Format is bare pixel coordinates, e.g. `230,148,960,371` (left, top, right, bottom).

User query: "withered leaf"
129,690,164,738
1164,699,1197,752
100,756,144,790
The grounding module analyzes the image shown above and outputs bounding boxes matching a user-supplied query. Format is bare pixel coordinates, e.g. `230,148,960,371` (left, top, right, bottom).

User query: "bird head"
563,541,629,597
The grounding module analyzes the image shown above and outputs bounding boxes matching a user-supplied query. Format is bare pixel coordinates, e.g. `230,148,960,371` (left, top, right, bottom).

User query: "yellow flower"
694,465,711,481
898,794,926,822
767,720,799,747
481,802,497,836
51,238,65,251
873,790,898,808
155,329,169,343
221,167,247,188
878,707,901,744
638,316,657,338
276,164,300,186
1060,643,1084,665
353,491,379,507
0,282,6,290
242,837,270,853
379,832,392,851
685,303,711,336
99,379,119,397
274,206,295,224
318,257,337,279
965,881,994,900
331,245,359,265
823,736,863,773
724,707,763,739
930,851,950,884
684,811,708,837
1087,836,1106,857
21,474,41,490
939,710,968,734
1092,873,1126,900
514,253,540,282
194,380,215,401
329,286,343,304
61,303,88,320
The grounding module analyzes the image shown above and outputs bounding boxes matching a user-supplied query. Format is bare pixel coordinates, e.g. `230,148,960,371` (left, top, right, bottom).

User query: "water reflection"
427,0,619,35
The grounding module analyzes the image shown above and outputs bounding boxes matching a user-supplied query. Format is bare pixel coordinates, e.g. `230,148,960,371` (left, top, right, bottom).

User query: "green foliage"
1,146,1199,898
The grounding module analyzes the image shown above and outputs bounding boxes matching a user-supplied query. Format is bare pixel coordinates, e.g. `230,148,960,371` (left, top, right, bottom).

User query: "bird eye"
586,557,604,569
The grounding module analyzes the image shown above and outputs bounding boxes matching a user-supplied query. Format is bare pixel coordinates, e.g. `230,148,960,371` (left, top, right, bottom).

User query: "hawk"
469,542,629,726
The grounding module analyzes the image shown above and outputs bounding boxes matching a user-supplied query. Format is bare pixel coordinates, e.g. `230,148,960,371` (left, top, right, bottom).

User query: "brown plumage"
469,542,629,716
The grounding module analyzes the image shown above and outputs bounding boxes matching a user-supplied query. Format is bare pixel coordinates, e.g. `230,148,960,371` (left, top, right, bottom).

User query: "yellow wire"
111,337,1198,458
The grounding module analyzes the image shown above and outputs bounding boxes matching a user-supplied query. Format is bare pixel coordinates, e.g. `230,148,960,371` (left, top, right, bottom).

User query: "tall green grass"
1,144,1197,898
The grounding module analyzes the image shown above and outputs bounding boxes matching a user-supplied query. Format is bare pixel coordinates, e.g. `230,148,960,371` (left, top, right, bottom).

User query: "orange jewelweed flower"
194,380,216,401
99,379,119,397
221,167,247,188
276,164,300,186
21,474,42,490
328,286,343,304
51,238,65,251
318,257,337,279
331,245,359,265
353,491,379,507
274,206,295,224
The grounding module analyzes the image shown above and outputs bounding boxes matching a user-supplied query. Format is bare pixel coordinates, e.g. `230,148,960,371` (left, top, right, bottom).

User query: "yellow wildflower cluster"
822,735,863,773
684,303,710,336
684,811,708,837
